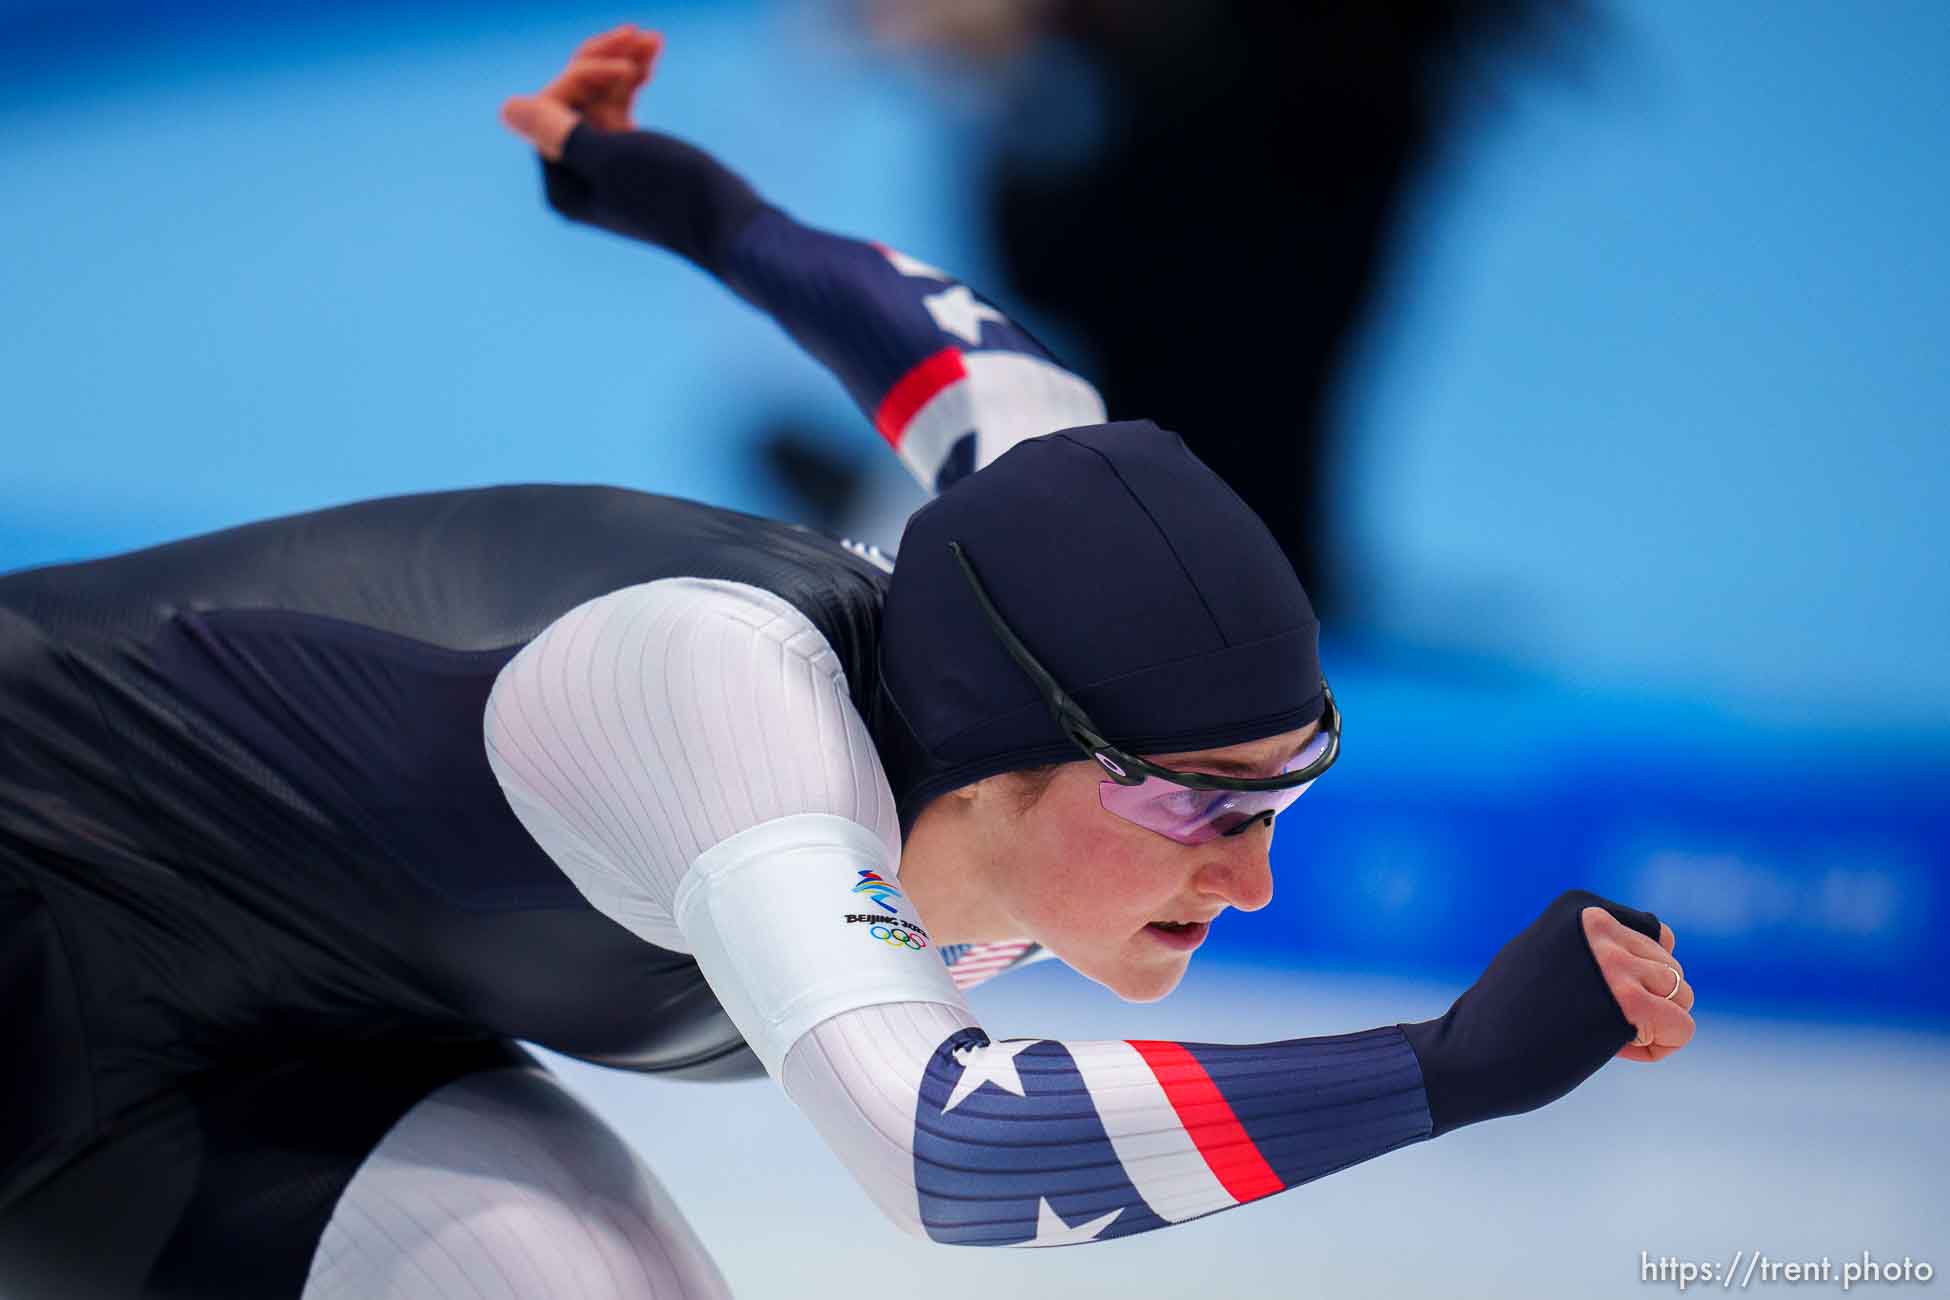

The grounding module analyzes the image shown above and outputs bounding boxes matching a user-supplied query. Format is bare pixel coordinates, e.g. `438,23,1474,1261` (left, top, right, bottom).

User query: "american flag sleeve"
781,1003,1434,1248
541,124,1107,493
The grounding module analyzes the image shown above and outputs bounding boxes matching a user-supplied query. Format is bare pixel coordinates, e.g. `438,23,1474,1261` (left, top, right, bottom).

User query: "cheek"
1017,783,1178,934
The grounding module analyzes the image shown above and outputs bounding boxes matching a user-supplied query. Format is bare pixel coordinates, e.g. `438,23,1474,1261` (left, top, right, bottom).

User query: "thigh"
0,1036,528,1300
302,1064,732,1300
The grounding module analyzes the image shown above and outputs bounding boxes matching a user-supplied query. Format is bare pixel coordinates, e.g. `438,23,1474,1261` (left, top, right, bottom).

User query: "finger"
1632,956,1693,1011
1586,906,1678,970
1616,1040,1685,1063
577,50,649,128
1659,921,1676,953
1667,967,1694,1014
1626,997,1696,1053
575,24,642,60
574,26,658,83
570,54,643,85
498,95,580,161
1622,923,1676,967
544,56,641,104
600,34,663,131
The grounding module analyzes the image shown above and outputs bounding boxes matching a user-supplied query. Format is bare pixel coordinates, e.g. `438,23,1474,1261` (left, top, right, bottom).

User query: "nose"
1194,824,1275,912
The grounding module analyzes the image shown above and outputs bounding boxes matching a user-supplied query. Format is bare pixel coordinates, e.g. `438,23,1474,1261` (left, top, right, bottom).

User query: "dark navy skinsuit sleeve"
541,124,1107,492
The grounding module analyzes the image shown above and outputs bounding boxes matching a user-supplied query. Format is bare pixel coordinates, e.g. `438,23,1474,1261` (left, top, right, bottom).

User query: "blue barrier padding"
1219,643,1950,1024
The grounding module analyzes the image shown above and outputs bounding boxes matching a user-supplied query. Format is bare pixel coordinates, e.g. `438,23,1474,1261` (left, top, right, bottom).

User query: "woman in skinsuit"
0,23,1694,1298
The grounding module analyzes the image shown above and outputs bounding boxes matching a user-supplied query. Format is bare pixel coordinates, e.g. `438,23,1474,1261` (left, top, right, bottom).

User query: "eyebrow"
1182,755,1276,777
1162,734,1316,778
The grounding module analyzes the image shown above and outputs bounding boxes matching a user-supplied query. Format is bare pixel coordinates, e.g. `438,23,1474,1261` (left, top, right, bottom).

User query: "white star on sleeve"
881,246,951,280
1016,1198,1124,1248
941,1037,1037,1113
924,285,1007,346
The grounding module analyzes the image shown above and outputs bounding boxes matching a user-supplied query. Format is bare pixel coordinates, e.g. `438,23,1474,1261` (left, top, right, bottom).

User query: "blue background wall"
2,0,1945,1031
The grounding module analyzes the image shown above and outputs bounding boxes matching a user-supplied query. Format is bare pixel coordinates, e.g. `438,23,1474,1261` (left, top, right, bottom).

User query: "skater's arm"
544,124,1103,493
485,586,1690,1248
772,887,1677,1246
503,27,1105,493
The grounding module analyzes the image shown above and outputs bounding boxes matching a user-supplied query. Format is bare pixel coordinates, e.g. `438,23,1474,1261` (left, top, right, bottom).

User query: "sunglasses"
949,541,1341,844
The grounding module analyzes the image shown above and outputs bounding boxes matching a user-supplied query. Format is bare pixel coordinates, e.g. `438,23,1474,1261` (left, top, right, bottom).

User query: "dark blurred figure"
860,0,1591,619
758,413,876,535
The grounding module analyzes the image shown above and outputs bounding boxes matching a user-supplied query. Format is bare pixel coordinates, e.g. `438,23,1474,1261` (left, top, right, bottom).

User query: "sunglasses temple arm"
948,542,1113,753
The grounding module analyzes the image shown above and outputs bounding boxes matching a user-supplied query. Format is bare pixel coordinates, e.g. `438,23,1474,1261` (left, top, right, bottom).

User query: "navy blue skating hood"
874,420,1324,830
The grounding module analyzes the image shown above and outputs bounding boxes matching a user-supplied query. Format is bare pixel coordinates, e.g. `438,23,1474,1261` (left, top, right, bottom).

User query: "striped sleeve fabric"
543,125,1106,493
782,1005,1433,1248
482,577,900,953
718,216,1106,492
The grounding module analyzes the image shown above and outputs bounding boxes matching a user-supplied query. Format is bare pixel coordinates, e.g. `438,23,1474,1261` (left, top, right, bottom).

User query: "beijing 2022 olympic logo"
844,870,928,950
852,870,904,914
870,924,928,951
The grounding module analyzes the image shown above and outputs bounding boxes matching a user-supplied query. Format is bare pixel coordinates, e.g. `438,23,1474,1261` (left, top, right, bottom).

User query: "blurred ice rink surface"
534,958,1950,1300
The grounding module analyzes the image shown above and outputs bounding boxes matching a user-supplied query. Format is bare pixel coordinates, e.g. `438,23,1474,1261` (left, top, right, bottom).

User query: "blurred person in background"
0,22,1691,1299
853,0,1591,619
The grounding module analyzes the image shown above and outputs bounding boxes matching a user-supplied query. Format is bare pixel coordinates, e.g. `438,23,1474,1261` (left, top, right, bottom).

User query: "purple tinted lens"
1097,730,1331,845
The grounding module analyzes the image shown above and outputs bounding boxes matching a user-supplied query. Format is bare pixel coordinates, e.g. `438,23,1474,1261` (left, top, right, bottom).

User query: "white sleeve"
483,576,902,951
482,577,971,1073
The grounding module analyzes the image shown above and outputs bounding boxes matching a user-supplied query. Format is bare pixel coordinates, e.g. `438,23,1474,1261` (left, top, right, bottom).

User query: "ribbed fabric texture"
781,1001,976,1235
783,1010,1432,1247
483,577,901,952
302,1067,729,1299
486,575,1435,1250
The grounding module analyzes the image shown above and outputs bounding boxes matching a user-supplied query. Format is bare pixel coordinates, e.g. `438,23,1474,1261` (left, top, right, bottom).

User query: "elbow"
843,1168,1011,1249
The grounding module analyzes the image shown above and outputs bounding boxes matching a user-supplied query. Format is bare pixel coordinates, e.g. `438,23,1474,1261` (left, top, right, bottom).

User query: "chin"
1041,935,1193,1003
1099,958,1190,1004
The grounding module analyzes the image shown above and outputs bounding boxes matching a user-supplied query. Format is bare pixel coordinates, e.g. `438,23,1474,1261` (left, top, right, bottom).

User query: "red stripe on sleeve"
873,348,966,448
1128,1039,1285,1204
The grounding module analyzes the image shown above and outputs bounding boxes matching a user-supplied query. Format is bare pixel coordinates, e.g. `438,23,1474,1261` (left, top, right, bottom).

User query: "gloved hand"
1400,889,1696,1137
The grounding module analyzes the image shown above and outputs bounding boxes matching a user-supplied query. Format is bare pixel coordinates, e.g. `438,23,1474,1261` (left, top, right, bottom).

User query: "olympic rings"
869,924,928,950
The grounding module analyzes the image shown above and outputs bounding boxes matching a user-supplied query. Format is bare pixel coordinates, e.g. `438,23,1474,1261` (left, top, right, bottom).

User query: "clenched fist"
1582,904,1695,1061
1401,889,1698,1137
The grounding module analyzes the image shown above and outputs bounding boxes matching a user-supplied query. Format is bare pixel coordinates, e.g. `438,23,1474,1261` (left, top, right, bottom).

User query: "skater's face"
975,722,1320,1003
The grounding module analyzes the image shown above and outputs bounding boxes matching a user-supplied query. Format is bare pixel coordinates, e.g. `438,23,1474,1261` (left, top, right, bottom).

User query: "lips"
1143,919,1210,951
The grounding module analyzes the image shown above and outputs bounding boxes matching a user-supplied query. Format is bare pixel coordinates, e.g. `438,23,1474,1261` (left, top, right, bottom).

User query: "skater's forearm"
783,1003,1431,1247
545,123,769,271
537,125,1105,492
